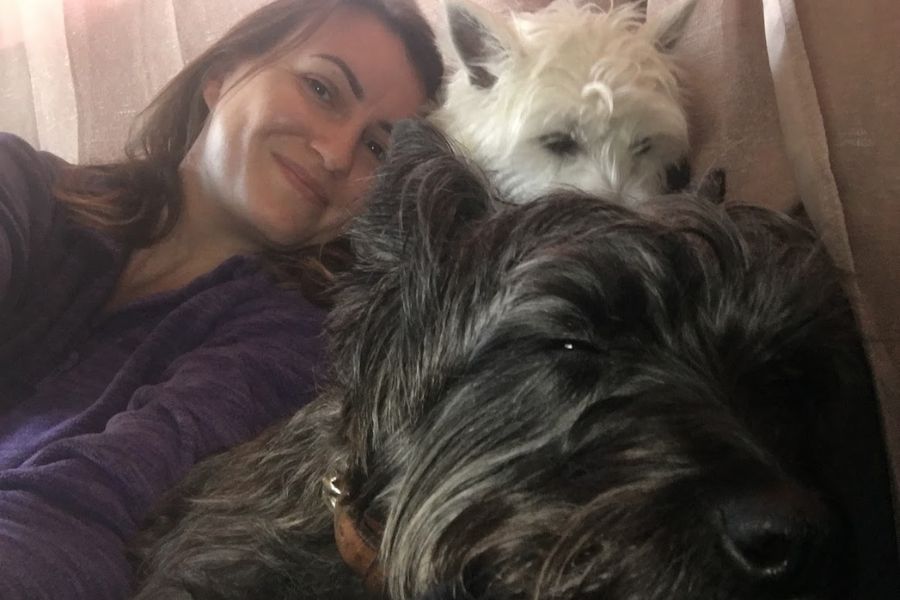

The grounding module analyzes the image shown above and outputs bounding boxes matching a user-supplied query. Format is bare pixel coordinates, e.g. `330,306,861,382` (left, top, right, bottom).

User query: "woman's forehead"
276,6,426,110
281,6,410,69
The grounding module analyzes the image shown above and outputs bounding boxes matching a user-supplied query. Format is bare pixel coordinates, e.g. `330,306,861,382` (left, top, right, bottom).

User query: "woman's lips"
272,153,328,208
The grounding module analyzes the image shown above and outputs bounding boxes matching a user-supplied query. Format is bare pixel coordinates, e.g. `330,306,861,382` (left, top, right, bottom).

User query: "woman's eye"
365,140,387,162
304,77,333,103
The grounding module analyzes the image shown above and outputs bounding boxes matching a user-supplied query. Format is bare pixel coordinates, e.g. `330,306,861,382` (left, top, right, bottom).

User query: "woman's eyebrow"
314,54,364,100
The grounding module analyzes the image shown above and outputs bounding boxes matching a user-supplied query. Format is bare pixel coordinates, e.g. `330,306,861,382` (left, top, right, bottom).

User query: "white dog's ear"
631,0,650,20
648,0,698,52
443,0,515,89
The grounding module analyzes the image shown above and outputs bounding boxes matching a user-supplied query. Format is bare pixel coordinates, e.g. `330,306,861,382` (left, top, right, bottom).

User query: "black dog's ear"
385,118,461,169
350,118,494,269
328,128,496,494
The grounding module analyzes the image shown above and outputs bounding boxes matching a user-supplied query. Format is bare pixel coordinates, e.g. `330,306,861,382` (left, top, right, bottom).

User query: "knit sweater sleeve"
0,299,326,599
0,133,57,315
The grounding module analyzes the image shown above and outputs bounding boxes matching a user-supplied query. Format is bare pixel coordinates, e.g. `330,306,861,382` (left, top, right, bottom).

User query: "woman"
0,0,443,597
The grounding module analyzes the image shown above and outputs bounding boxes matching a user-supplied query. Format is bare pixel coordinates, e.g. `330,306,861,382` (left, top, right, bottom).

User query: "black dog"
131,121,898,599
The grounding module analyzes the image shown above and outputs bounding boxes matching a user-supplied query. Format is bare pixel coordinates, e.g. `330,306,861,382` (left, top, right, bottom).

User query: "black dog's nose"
717,484,834,583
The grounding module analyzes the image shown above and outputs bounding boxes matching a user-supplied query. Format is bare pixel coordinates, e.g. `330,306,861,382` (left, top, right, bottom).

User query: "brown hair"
56,0,443,303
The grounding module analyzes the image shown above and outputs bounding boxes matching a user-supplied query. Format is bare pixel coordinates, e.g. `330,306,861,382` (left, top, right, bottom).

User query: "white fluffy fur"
429,0,697,205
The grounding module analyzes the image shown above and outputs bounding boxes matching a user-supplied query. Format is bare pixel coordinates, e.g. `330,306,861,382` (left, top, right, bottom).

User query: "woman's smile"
272,151,329,208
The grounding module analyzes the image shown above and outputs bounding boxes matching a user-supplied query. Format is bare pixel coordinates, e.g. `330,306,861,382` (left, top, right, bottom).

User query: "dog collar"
324,476,385,593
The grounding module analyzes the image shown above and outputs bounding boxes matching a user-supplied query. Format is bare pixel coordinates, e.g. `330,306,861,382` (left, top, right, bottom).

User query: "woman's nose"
311,124,358,176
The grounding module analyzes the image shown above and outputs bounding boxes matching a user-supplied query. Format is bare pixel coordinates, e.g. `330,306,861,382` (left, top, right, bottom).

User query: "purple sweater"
0,133,327,598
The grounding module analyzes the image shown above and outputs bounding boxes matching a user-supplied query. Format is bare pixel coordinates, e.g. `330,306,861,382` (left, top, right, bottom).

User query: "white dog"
430,0,698,205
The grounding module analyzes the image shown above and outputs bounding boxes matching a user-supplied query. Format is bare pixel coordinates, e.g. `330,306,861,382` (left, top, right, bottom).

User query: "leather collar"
325,476,385,593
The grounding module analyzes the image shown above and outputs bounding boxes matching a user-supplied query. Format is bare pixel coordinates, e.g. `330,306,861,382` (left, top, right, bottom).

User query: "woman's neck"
105,168,258,311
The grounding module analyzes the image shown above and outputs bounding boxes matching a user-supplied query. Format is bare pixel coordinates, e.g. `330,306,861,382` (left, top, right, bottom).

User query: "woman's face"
185,5,427,250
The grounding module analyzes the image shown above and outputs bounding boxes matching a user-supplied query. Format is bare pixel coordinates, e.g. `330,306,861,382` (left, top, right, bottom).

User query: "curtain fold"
762,0,853,271
0,0,270,162
1,0,40,153
19,0,79,162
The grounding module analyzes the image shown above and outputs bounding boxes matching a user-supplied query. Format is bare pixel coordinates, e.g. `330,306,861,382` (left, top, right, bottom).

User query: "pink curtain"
0,0,271,162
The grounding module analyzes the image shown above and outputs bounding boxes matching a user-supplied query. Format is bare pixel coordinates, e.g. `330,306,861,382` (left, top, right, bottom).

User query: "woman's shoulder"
0,133,69,217
0,132,63,177
0,132,38,156
0,133,65,261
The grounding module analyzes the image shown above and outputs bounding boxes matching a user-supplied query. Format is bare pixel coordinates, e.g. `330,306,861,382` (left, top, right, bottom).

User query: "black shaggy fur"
130,120,899,600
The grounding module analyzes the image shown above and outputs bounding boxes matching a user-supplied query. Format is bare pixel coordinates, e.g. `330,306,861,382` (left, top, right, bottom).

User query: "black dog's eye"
632,137,652,156
540,132,580,157
556,339,599,354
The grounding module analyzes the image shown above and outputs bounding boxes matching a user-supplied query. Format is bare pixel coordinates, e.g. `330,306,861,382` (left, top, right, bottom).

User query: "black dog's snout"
717,484,836,585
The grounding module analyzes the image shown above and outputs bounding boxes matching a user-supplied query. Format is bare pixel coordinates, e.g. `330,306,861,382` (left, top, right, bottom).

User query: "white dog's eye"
540,133,580,157
633,137,653,156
